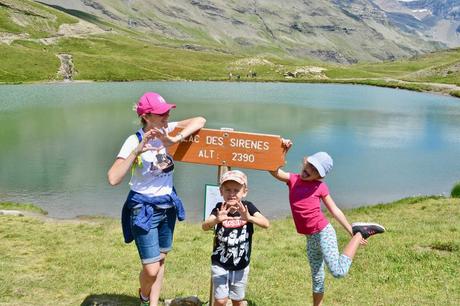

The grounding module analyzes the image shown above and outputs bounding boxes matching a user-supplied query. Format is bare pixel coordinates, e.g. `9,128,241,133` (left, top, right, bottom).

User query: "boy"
202,170,269,306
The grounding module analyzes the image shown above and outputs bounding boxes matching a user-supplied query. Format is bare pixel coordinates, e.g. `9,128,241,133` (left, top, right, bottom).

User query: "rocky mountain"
373,0,460,47
0,0,454,64
30,0,453,64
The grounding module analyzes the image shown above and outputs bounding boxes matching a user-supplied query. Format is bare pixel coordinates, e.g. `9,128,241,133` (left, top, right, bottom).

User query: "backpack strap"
131,131,143,175
135,131,142,143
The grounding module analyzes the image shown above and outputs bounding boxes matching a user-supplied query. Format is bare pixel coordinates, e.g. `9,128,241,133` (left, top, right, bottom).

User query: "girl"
269,140,385,306
108,92,206,306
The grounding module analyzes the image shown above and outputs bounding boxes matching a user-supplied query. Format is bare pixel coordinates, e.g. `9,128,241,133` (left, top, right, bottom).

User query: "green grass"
1,196,459,305
0,42,59,83
0,34,238,83
334,79,435,93
451,182,460,198
59,35,236,81
450,90,460,98
0,202,47,214
0,0,77,38
0,8,24,34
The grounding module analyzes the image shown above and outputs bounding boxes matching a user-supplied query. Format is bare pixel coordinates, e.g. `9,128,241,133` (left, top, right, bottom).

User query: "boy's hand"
216,203,230,222
236,201,251,222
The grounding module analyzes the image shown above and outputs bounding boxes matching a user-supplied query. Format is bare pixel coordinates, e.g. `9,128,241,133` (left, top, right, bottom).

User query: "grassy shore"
1,196,459,305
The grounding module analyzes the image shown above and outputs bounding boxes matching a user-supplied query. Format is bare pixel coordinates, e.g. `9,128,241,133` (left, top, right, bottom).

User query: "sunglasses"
147,111,170,117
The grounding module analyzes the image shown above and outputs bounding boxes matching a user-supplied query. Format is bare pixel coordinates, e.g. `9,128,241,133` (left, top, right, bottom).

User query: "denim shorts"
211,264,250,301
130,205,176,264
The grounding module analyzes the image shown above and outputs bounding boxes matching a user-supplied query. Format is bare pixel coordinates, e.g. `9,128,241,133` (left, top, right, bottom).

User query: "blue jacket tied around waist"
121,189,185,243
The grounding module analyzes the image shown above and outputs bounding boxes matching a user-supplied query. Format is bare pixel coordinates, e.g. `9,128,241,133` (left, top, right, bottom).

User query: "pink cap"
220,170,248,186
136,92,176,116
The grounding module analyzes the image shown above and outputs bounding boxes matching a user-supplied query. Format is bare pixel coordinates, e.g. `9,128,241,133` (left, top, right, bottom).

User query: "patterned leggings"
306,223,352,293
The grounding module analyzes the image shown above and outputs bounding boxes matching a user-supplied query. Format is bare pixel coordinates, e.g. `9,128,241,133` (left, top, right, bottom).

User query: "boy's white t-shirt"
117,122,178,197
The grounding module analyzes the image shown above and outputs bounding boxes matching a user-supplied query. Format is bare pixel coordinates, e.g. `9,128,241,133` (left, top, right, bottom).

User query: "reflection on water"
1,82,459,221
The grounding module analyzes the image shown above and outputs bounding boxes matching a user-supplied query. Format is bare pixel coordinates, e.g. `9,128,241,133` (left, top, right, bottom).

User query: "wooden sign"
168,128,285,171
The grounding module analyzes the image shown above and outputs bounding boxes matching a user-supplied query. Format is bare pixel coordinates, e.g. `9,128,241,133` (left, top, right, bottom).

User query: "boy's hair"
220,170,248,187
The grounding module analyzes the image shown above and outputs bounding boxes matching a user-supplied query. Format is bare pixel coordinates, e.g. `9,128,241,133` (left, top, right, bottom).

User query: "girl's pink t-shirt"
287,173,330,235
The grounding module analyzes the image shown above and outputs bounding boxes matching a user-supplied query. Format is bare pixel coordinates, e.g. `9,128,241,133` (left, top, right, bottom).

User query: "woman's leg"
131,206,165,304
140,261,161,303
147,207,176,305
149,253,167,305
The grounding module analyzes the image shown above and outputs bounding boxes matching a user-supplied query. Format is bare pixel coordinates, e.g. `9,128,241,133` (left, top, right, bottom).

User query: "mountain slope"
373,0,460,47
34,0,445,63
0,0,459,99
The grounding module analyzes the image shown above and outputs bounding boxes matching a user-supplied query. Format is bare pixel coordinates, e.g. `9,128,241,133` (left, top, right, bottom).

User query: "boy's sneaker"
139,288,150,306
352,222,385,239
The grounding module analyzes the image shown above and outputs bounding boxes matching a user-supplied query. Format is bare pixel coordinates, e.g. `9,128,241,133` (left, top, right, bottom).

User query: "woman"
108,92,206,306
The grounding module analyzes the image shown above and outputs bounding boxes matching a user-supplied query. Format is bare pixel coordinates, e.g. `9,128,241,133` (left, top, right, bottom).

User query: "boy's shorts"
211,264,249,301
130,204,176,264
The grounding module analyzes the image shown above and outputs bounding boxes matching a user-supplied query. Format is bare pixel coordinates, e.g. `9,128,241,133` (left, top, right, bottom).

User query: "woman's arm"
173,116,206,143
147,116,207,148
322,194,353,236
107,156,136,186
107,130,158,186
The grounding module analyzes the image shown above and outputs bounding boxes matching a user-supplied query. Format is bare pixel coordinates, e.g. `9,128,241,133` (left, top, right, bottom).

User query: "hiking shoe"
139,300,150,306
352,222,385,239
139,288,150,306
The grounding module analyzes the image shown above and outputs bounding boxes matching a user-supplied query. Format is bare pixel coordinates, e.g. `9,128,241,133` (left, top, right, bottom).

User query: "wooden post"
209,128,233,306
209,165,230,306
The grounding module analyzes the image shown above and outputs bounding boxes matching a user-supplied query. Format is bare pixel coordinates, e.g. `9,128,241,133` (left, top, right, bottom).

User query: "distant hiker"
228,72,233,80
108,92,206,306
269,141,385,306
202,170,269,306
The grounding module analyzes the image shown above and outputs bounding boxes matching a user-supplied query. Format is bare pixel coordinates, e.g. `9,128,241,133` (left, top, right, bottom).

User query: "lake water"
1,81,459,221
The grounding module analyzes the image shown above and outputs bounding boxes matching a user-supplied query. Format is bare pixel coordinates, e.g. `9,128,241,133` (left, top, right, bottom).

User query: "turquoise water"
1,81,459,221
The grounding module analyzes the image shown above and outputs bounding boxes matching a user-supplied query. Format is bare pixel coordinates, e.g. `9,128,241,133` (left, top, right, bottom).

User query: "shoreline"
0,194,447,224
1,78,459,99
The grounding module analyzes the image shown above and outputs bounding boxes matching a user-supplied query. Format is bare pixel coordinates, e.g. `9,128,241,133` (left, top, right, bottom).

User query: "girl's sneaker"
352,222,385,239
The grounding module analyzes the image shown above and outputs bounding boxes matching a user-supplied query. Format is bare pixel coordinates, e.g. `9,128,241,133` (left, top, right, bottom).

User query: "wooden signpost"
168,127,285,306
168,128,285,171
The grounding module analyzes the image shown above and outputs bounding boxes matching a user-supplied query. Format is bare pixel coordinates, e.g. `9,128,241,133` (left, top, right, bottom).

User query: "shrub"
451,182,460,198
